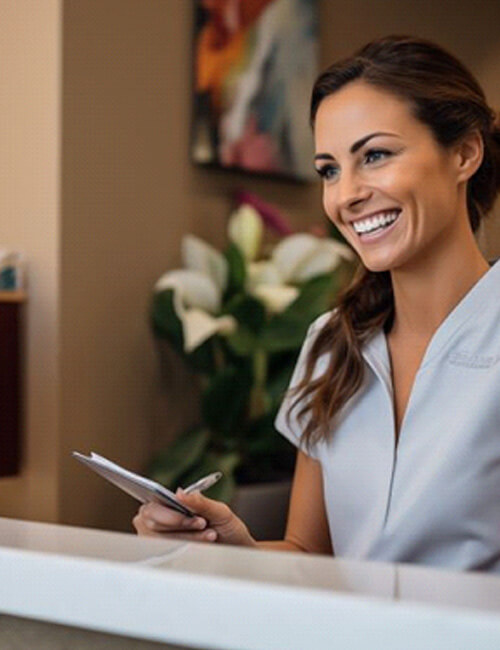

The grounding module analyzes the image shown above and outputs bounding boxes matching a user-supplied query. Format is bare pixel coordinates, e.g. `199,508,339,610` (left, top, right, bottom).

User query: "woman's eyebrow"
314,131,400,161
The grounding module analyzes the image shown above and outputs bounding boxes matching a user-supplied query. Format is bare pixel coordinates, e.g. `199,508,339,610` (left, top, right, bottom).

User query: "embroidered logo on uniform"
448,351,500,368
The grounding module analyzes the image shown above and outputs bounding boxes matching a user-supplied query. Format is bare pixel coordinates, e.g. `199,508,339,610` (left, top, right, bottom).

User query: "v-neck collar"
363,259,500,379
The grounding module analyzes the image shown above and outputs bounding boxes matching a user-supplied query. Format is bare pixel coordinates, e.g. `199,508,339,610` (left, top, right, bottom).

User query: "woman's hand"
133,489,258,548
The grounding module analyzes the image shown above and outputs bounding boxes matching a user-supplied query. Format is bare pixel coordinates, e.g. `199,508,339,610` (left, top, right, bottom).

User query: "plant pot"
231,480,292,541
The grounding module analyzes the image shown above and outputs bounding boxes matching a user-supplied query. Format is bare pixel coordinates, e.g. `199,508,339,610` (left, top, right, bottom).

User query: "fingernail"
205,530,217,542
191,517,206,529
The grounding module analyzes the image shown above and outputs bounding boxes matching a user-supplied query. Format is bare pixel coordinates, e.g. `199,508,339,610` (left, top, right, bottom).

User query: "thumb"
177,489,233,525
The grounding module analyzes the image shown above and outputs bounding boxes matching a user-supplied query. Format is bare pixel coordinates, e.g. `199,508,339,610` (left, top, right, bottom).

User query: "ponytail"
289,268,393,447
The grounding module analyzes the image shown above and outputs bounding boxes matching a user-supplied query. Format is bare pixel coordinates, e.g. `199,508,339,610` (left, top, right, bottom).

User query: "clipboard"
72,451,194,517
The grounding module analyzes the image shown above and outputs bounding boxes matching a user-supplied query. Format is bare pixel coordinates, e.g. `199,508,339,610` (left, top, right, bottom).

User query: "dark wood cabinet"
0,292,25,476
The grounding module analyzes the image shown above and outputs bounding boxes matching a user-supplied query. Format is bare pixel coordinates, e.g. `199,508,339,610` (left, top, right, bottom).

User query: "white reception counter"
1,516,500,649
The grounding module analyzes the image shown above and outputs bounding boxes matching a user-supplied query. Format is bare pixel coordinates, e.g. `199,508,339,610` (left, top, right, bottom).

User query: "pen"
183,471,223,495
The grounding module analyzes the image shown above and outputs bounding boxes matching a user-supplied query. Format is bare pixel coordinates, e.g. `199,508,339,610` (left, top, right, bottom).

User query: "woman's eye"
364,149,391,164
316,164,339,181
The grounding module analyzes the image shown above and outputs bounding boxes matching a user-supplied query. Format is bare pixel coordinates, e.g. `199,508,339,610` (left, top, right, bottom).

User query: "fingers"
176,489,233,526
132,495,256,547
134,519,218,542
139,501,206,530
133,502,217,542
176,489,257,547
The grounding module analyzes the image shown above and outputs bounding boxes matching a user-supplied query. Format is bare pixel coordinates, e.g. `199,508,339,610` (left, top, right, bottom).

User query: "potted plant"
148,200,354,536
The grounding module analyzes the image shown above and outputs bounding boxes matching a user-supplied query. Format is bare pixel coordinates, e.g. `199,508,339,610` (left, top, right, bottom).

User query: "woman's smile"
349,208,402,240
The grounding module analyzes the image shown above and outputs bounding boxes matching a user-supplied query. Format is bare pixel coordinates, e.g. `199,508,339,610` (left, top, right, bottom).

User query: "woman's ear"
454,129,484,182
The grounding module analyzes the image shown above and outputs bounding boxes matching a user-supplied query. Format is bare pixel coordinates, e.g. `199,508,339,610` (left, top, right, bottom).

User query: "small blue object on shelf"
0,266,16,290
0,250,23,291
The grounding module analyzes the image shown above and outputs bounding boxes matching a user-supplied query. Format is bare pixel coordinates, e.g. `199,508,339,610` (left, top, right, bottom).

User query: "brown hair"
290,35,500,448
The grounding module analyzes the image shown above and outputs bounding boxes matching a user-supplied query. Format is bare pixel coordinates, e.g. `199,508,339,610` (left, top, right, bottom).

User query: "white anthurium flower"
227,204,264,261
272,234,354,284
246,260,283,290
251,284,299,315
182,234,228,293
181,309,237,353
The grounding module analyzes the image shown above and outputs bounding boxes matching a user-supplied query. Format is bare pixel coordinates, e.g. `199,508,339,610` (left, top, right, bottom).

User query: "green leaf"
285,273,337,322
266,354,296,407
186,339,218,375
201,365,253,435
259,316,307,353
148,427,210,489
259,273,337,353
235,413,296,482
224,243,246,296
151,289,183,350
223,294,266,333
244,412,278,449
225,327,259,357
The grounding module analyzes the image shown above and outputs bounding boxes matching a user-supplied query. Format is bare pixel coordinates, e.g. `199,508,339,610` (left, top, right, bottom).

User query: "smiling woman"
134,35,500,572
296,35,499,447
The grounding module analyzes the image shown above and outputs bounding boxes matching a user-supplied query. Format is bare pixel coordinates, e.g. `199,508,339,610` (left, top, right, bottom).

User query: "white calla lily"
182,234,228,292
181,309,237,353
154,270,237,352
272,234,354,284
155,269,221,314
228,204,263,261
327,238,356,261
251,284,299,314
247,260,283,290
292,238,352,282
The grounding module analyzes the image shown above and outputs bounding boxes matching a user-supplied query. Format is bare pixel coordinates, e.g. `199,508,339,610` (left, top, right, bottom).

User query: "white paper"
72,451,194,516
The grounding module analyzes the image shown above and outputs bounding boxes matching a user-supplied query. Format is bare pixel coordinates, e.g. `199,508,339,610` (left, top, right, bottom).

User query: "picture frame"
191,0,319,182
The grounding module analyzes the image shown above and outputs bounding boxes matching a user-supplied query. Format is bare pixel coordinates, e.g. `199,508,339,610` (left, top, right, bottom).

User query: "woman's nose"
336,170,371,210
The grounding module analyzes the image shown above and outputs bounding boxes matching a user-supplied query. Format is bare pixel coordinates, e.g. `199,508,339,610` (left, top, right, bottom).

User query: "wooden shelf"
0,291,26,303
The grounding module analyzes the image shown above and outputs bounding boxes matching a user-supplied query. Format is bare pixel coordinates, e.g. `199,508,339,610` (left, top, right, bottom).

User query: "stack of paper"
72,451,194,516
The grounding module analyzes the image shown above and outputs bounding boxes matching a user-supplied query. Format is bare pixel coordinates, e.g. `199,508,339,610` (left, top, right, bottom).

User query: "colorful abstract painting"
191,0,319,181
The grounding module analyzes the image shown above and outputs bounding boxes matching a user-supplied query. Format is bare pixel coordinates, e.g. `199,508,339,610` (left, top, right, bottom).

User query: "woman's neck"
389,231,489,342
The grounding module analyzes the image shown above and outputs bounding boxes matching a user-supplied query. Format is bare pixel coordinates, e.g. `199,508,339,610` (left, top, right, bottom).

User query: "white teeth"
352,210,400,234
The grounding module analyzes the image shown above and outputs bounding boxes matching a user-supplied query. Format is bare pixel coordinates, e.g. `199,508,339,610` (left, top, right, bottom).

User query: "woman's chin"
359,256,395,274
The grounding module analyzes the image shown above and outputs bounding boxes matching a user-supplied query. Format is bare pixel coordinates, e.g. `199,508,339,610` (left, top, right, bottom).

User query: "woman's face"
314,81,465,273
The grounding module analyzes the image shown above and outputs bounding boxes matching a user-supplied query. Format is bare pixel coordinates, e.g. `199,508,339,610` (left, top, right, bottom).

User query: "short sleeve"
274,311,332,460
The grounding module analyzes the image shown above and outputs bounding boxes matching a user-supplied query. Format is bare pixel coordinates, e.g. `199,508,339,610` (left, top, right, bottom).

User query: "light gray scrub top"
275,260,500,572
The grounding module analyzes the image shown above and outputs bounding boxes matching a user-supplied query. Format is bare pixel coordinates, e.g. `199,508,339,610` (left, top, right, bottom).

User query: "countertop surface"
1,516,500,649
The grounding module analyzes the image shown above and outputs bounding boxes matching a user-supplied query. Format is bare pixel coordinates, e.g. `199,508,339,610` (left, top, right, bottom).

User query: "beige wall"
0,0,62,522
1,0,500,531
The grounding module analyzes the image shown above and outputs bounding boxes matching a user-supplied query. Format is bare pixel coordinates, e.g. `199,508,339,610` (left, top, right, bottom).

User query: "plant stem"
249,349,269,419
212,337,225,372
199,338,225,390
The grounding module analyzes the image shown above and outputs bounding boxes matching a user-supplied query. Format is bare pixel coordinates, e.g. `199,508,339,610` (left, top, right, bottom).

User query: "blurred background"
0,0,499,533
